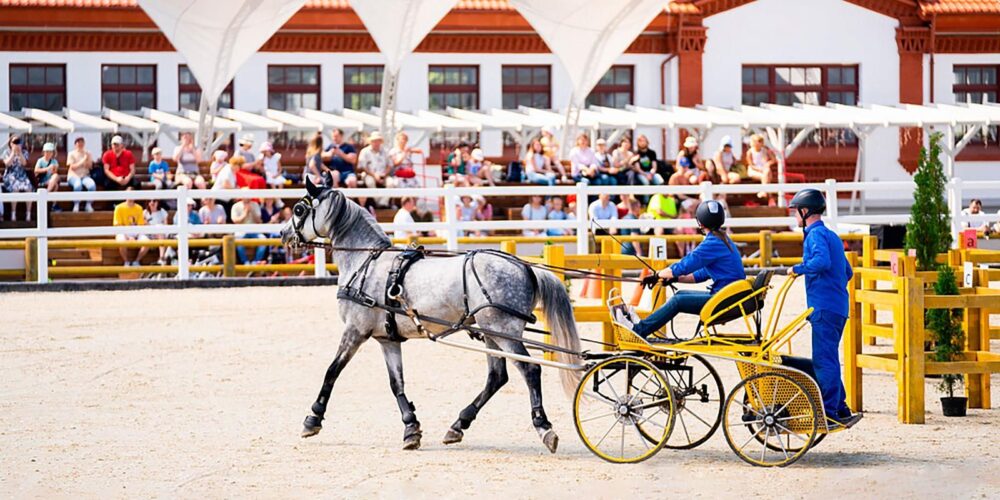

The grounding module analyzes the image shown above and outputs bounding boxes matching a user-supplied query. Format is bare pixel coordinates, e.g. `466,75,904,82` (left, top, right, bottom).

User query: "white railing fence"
2,178,1000,283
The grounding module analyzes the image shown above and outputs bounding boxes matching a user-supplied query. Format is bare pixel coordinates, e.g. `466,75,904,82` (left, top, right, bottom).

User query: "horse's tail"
533,268,582,400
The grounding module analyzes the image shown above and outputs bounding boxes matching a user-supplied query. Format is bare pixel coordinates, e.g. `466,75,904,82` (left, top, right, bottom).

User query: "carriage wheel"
633,355,723,450
722,372,818,467
573,356,676,464
744,389,827,453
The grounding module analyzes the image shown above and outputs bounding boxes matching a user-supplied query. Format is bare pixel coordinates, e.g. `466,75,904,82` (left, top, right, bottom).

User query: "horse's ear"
305,176,323,198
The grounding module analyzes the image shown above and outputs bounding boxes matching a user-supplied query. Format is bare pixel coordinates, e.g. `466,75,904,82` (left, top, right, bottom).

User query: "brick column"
897,27,930,174
677,26,707,107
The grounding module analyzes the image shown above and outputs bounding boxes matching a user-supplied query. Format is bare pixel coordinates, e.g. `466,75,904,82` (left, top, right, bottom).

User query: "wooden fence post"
964,268,991,409
500,240,517,255
862,235,877,346
900,256,925,424
759,230,772,267
844,251,863,411
600,238,617,347
542,244,565,360
222,235,236,278
24,237,38,282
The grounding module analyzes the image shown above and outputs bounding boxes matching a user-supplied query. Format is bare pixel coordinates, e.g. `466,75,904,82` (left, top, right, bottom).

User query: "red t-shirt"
102,149,135,178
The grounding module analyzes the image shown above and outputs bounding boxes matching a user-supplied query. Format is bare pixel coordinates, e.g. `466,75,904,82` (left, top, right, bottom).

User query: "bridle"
291,189,341,247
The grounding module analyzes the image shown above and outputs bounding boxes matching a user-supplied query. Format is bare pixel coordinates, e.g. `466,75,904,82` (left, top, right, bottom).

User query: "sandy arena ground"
2,277,999,498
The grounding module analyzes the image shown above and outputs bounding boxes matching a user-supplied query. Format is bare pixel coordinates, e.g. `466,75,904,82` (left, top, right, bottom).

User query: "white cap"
368,131,383,142
683,136,698,149
720,135,733,149
238,134,254,145
42,142,56,152
151,147,163,156
471,148,484,161
111,135,124,145
186,197,197,205
595,138,606,145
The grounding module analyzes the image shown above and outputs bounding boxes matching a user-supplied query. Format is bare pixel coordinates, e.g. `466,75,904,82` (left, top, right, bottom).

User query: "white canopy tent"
262,109,323,134
219,108,284,133
298,109,366,135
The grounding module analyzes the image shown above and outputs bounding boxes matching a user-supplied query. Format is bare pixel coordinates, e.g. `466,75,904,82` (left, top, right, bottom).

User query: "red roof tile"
0,0,697,12
919,0,1000,15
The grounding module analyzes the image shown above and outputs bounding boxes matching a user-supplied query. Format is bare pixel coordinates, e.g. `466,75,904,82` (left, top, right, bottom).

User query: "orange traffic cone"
629,268,650,306
580,275,602,299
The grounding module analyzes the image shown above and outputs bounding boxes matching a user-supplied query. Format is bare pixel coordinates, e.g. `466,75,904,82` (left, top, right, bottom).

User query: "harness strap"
383,247,425,343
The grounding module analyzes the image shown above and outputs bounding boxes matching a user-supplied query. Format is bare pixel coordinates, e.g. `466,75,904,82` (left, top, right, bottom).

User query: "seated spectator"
235,152,266,190
588,193,619,235
321,128,358,188
713,135,741,184
457,195,481,236
468,148,496,187
745,134,776,197
540,127,560,160
612,138,635,184
213,155,240,191
524,139,559,186
3,135,33,220
570,134,606,185
961,199,991,234
388,132,422,189
66,137,96,213
474,195,493,224
198,197,227,225
358,132,391,190
102,135,139,191
173,131,206,189
235,134,263,174
593,138,619,185
628,135,664,186
209,150,228,182
671,136,701,185
34,142,61,205
143,199,170,263
147,147,173,190
446,143,471,187
546,196,572,236
393,196,417,241
620,196,649,256
261,197,283,224
646,192,678,236
260,142,288,187
112,187,149,266
269,205,293,263
521,194,548,236
231,190,267,264
566,194,578,219
174,197,203,238
675,198,700,257
305,133,327,186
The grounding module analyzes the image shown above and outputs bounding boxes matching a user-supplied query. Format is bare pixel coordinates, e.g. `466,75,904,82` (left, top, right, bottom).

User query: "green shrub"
905,132,952,271
927,265,964,397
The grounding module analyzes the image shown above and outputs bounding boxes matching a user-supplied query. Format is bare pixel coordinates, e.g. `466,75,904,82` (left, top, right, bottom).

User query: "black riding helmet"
695,199,726,231
788,189,826,227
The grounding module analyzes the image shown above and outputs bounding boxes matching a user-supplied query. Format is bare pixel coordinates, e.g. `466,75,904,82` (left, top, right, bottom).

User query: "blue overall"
791,220,854,419
633,232,745,338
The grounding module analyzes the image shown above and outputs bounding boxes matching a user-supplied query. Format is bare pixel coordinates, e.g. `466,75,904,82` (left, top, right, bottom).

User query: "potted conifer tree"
928,265,966,416
904,132,952,272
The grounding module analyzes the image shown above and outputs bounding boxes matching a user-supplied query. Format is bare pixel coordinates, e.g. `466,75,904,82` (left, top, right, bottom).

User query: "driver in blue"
788,188,861,427
613,199,745,339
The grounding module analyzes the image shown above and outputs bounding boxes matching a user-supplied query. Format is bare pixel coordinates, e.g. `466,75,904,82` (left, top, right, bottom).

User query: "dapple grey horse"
281,179,582,452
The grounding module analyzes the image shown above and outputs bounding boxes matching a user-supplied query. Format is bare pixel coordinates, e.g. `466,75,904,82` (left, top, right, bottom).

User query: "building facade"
1,0,998,199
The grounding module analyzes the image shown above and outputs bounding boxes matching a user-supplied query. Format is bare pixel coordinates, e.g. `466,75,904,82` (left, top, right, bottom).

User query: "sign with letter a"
961,229,978,250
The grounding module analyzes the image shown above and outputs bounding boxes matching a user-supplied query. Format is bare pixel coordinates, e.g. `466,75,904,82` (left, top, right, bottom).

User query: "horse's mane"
327,190,392,249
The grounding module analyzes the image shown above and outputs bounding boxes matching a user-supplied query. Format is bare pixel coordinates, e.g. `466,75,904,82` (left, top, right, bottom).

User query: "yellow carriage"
572,273,857,467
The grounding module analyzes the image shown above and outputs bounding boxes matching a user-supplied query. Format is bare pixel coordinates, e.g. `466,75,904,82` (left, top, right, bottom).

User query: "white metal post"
35,188,48,283
776,127,787,208
949,177,962,247
575,183,589,255
699,181,712,202
176,187,190,279
824,179,839,232
314,245,327,277
443,184,459,251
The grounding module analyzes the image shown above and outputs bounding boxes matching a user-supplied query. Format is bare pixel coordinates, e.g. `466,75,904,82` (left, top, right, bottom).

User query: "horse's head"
281,177,346,247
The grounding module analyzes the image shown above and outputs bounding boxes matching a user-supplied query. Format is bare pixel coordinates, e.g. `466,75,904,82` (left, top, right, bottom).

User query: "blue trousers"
633,290,712,338
810,310,850,419
237,233,268,264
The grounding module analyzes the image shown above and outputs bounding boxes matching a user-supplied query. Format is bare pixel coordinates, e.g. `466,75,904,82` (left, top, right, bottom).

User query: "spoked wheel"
633,355,723,450
574,356,676,463
722,372,819,467
744,389,827,453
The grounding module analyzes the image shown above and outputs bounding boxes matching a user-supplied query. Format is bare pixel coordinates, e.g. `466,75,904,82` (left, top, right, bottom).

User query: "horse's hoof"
442,428,464,445
301,415,323,438
542,429,559,454
402,424,422,450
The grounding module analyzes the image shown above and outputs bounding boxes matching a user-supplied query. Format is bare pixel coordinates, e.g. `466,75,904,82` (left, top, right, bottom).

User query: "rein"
297,241,645,284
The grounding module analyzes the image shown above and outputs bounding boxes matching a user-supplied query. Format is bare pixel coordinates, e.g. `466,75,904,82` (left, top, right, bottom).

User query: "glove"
641,274,660,289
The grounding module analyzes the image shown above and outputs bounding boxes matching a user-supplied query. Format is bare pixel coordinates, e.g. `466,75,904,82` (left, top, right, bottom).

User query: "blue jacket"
670,232,745,293
792,221,853,318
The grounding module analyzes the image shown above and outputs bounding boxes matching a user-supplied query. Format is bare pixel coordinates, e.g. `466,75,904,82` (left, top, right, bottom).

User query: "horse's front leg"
302,324,370,438
379,340,422,450
443,340,508,445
